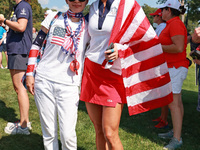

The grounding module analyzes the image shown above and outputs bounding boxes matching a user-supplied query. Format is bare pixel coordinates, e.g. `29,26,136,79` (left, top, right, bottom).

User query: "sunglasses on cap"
69,0,86,2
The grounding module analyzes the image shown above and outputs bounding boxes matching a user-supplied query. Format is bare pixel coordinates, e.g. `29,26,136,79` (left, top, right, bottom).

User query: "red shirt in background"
159,16,189,69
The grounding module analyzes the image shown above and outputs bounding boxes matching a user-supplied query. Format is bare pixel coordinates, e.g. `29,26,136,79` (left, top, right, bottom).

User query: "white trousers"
34,75,79,150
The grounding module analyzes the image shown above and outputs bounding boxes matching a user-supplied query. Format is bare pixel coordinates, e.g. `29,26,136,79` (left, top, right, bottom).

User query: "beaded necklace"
61,10,85,75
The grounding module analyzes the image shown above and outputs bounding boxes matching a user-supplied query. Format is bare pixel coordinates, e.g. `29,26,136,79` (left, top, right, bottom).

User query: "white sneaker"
4,124,30,135
7,121,32,130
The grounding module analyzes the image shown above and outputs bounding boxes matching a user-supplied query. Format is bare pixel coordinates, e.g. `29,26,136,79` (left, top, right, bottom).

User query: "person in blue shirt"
0,0,32,135
0,21,7,69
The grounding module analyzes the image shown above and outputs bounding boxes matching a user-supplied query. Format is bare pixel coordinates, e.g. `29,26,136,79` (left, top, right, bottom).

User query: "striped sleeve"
26,45,40,76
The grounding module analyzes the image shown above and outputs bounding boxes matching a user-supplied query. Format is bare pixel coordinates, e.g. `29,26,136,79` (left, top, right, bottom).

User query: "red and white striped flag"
105,0,173,115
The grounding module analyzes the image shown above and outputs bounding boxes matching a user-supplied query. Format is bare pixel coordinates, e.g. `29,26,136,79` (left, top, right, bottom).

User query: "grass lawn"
0,50,200,150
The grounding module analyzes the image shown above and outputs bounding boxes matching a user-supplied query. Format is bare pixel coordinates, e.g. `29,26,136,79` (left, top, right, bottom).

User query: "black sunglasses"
69,0,86,2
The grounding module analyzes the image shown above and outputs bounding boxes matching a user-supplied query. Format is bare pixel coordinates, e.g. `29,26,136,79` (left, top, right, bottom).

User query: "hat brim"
149,13,156,16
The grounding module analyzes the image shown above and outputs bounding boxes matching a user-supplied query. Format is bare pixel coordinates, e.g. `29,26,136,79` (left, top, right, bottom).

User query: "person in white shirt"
79,0,172,149
80,0,126,149
150,8,166,36
26,0,90,149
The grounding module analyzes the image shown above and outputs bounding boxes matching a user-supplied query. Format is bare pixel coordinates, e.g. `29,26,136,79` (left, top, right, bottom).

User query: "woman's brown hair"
163,6,186,16
25,0,31,3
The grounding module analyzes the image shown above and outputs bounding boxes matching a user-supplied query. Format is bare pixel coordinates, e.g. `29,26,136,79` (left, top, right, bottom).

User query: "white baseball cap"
159,0,181,11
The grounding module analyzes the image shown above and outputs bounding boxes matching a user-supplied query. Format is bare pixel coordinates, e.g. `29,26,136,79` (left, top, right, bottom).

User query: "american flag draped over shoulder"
105,0,173,115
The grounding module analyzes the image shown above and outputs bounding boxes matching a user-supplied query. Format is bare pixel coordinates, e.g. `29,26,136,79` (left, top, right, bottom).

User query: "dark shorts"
0,42,7,52
8,54,28,70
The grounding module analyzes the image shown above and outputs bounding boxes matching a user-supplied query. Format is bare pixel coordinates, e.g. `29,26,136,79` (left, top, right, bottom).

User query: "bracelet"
4,19,7,25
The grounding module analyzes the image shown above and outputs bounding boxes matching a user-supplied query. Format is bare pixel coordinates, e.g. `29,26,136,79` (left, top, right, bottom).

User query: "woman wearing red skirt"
80,0,173,149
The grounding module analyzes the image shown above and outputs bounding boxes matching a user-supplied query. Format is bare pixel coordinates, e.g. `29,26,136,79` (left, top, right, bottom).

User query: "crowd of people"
0,0,199,150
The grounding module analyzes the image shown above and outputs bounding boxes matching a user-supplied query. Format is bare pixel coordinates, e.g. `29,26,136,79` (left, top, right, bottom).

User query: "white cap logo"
168,3,172,6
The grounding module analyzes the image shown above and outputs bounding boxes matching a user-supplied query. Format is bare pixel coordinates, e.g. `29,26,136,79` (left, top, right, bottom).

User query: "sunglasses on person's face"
69,0,86,2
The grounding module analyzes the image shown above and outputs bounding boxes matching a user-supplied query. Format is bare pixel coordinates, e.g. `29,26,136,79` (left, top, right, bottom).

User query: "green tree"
142,4,157,25
187,20,199,34
187,0,200,22
0,0,15,18
0,0,47,31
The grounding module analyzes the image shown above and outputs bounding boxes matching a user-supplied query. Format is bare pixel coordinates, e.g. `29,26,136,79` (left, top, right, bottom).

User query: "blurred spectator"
150,9,166,36
0,17,7,69
190,26,200,111
158,0,188,149
150,9,168,129
32,27,37,42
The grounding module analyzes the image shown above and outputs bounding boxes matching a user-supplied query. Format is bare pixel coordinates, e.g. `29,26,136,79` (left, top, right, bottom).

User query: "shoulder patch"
20,8,27,15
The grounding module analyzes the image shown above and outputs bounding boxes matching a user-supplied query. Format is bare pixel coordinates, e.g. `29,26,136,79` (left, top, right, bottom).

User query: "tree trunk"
180,0,185,22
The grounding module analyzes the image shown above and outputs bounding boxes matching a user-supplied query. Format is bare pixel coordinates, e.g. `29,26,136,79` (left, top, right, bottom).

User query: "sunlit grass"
0,46,199,149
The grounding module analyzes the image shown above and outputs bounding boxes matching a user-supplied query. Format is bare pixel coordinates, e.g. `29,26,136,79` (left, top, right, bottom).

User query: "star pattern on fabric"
53,27,65,37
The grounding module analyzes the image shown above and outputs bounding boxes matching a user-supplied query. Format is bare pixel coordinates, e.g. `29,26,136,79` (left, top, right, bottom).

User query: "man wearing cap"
150,9,166,37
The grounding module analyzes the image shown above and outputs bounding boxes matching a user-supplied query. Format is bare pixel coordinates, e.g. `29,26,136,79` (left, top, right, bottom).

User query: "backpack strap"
41,11,63,55
47,11,63,37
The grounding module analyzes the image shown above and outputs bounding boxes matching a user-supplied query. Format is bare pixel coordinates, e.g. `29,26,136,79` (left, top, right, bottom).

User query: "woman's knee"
60,130,77,148
103,126,118,143
13,85,26,94
12,77,26,93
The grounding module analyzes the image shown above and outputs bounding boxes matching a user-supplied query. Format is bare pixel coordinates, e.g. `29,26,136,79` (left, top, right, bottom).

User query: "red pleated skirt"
80,58,127,107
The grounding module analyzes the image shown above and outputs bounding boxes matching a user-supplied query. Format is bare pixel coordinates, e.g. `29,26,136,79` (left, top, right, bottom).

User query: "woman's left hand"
104,43,119,62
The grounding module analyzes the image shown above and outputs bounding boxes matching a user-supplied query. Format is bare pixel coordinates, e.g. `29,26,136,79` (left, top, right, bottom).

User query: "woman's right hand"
26,76,35,95
104,43,119,62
